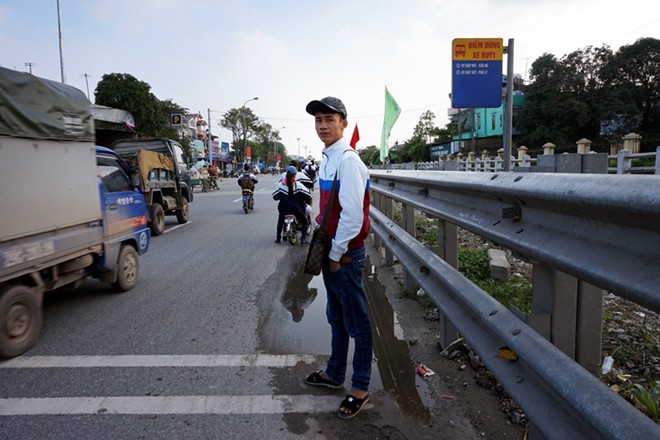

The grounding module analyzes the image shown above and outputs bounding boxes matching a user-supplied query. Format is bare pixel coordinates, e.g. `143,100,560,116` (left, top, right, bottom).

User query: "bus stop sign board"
451,38,503,108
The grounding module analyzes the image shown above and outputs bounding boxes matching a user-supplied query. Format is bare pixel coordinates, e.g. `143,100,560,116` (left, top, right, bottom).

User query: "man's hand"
328,259,342,272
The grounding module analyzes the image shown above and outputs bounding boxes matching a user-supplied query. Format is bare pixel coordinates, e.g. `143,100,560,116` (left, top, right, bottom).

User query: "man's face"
314,112,347,147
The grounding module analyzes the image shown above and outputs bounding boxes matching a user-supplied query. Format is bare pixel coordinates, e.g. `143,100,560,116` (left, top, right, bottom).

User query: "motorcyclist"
280,160,313,191
272,166,311,244
237,164,258,211
208,164,219,190
304,160,317,189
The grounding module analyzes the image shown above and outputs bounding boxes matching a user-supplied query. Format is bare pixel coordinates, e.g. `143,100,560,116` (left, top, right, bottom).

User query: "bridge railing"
368,169,660,439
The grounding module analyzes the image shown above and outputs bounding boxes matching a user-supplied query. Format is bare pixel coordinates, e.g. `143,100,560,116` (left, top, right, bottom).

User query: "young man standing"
302,96,373,419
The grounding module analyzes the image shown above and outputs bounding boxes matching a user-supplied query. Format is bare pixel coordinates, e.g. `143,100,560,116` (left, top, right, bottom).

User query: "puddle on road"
277,258,432,421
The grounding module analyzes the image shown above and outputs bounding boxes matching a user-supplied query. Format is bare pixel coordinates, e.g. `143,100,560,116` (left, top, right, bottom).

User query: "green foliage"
220,107,260,162
357,145,381,165
630,381,660,423
95,73,189,143
95,73,161,135
458,248,532,314
415,215,436,245
519,38,660,148
458,248,491,281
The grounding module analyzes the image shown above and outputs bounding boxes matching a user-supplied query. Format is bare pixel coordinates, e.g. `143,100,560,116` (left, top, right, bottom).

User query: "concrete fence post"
617,149,631,174
622,133,641,154
576,138,592,154
543,142,556,156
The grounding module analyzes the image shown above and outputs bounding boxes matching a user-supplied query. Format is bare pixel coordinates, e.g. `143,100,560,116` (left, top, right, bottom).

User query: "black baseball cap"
305,96,347,119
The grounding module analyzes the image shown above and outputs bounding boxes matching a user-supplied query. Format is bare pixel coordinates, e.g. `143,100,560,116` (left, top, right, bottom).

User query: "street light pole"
297,137,301,158
242,97,259,164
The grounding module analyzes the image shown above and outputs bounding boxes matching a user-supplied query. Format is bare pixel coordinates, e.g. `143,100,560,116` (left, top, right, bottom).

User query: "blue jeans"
322,246,372,392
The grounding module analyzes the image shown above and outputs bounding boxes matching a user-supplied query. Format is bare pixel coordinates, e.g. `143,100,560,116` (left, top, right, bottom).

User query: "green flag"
380,86,401,163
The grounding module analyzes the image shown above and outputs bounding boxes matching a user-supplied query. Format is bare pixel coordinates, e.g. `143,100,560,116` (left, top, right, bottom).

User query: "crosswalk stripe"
0,395,341,416
0,354,320,369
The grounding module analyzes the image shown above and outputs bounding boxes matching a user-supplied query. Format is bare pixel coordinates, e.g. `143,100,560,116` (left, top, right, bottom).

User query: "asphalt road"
0,174,478,439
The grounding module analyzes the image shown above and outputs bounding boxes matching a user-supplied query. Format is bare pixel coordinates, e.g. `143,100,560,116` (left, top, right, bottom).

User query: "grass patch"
458,248,532,314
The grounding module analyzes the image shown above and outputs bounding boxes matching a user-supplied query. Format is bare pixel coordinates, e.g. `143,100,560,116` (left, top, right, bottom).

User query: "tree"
518,53,588,147
518,38,660,148
602,37,660,135
220,107,260,162
254,122,284,164
412,110,438,144
358,145,380,165
95,73,162,136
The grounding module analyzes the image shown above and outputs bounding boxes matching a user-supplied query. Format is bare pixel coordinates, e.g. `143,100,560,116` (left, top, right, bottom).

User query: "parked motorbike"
242,189,254,214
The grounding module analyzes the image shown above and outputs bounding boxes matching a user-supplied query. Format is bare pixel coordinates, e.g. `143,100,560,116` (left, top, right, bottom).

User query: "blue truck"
0,67,150,358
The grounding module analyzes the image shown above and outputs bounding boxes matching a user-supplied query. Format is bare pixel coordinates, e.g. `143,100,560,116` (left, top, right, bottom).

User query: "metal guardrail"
368,170,660,439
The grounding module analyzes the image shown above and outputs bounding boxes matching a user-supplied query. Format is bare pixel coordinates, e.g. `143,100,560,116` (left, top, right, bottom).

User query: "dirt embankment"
377,227,659,437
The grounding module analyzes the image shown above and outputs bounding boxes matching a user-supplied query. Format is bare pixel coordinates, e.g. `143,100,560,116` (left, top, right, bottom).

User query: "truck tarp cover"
136,149,174,191
0,66,94,141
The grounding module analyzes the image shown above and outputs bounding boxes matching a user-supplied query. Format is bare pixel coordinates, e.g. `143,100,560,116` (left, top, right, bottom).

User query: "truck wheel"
150,203,165,236
112,245,139,292
0,285,42,358
176,197,189,224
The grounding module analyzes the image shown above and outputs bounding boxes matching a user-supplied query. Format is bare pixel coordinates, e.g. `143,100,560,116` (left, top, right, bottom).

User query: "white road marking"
0,354,339,416
163,221,191,234
0,354,319,369
0,395,340,416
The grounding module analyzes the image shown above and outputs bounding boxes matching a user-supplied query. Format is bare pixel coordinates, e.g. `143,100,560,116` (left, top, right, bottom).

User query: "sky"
1,0,658,160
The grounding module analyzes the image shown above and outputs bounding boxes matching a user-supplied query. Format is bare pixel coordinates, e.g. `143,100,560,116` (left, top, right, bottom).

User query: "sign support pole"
503,38,514,172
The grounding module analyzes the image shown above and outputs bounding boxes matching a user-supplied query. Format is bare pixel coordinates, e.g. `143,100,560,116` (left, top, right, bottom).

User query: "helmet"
286,166,297,175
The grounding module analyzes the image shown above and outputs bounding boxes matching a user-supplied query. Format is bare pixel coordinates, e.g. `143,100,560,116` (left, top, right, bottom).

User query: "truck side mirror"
129,165,140,187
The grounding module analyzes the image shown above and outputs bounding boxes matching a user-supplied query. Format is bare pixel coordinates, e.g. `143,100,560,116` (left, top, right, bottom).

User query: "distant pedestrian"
302,96,372,419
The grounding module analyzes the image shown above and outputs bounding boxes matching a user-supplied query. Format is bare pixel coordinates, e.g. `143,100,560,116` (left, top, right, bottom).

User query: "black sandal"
304,370,343,389
337,394,369,419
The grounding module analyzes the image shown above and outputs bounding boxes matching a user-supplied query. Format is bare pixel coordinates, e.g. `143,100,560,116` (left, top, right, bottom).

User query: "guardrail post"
434,219,460,348
401,202,416,290
383,195,394,266
528,265,604,375
529,264,578,358
576,281,604,376
372,191,383,249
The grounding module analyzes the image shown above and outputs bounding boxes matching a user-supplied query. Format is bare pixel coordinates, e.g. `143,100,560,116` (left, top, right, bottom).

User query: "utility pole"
503,38,514,172
24,62,36,74
84,73,91,100
56,0,66,83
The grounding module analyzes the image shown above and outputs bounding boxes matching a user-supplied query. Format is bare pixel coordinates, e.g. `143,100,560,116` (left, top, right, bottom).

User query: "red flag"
350,123,360,149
